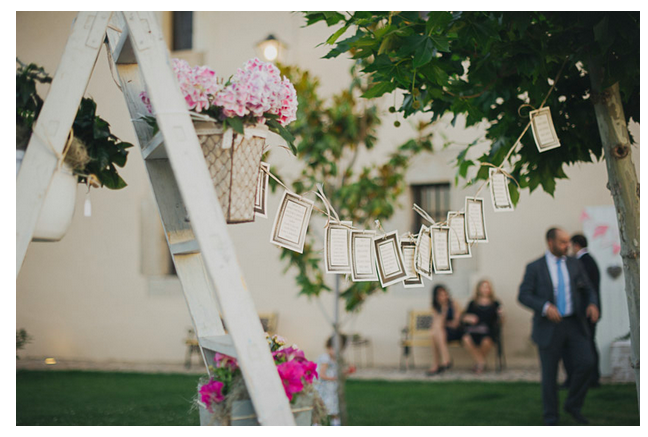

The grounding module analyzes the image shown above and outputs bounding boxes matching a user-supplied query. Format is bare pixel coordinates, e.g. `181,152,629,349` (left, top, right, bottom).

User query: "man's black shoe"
564,407,589,424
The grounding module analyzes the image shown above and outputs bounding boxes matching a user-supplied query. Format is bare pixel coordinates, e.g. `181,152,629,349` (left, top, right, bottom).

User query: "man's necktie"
556,258,567,316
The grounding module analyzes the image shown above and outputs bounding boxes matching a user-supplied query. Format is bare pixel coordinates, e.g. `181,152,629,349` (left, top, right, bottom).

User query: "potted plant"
140,58,298,224
196,334,327,426
16,60,132,241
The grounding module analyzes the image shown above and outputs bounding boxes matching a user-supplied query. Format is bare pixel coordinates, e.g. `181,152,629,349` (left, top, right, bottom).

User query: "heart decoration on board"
607,265,623,279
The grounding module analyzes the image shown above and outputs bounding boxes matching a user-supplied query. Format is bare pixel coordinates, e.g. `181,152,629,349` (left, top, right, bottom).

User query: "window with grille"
172,12,193,51
411,183,451,231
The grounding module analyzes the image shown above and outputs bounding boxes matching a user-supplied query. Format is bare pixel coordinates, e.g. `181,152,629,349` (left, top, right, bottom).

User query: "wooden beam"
17,12,112,276
120,12,295,425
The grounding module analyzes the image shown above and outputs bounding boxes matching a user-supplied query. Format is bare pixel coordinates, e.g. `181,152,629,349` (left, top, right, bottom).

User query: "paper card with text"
254,162,270,218
530,107,561,152
325,221,353,274
401,239,424,288
447,212,472,258
270,191,314,253
373,231,408,288
465,197,488,243
431,226,453,274
350,230,379,282
414,225,433,280
489,167,514,212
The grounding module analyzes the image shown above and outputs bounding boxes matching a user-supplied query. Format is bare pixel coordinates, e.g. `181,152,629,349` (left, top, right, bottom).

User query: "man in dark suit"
562,234,602,389
518,227,600,425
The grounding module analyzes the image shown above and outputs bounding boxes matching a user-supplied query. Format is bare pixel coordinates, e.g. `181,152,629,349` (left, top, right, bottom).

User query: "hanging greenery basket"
196,121,267,224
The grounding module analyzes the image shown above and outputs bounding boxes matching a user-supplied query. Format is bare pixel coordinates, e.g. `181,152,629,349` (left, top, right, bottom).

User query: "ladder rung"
200,334,237,358
141,132,167,160
112,26,136,64
170,240,200,255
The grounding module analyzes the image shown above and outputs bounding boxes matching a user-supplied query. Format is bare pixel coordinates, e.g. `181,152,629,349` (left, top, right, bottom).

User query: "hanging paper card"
325,221,353,274
465,197,488,243
414,225,433,280
270,191,314,253
401,239,424,288
373,231,408,287
350,230,378,282
447,212,471,258
431,226,452,274
254,162,270,218
530,107,561,152
489,167,514,212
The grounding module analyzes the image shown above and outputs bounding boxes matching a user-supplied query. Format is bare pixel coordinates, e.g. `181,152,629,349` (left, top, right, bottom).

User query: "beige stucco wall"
16,12,639,370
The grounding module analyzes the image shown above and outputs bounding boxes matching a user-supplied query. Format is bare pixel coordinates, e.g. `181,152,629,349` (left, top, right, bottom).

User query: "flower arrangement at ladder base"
140,58,298,224
196,334,327,426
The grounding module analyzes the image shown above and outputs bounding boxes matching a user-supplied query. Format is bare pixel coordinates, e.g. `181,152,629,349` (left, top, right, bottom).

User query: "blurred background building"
16,11,639,373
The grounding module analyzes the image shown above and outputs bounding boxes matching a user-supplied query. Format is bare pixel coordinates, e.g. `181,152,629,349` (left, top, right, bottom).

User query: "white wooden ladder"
16,11,295,426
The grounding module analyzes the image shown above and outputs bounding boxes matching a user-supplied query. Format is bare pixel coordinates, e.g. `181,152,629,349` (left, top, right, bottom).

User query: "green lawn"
16,370,639,426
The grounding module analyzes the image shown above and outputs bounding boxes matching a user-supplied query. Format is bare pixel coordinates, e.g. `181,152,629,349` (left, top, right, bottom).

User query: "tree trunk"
589,64,640,403
333,275,349,425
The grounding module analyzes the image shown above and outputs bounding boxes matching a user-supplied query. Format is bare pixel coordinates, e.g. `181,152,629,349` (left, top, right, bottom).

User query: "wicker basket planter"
198,393,313,426
195,121,267,224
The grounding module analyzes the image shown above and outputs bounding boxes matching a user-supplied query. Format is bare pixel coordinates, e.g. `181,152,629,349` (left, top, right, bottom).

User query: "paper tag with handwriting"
530,107,561,152
447,212,471,258
489,167,514,212
465,197,488,243
414,225,433,280
325,221,353,274
373,231,408,288
350,230,378,282
401,238,424,288
431,226,452,274
270,191,314,253
254,162,270,218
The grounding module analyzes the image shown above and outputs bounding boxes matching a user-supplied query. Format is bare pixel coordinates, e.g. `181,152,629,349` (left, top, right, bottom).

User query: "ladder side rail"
17,11,112,276
120,12,295,425
105,41,228,370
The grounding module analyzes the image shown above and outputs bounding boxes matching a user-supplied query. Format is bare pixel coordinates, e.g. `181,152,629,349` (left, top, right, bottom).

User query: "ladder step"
200,334,237,358
141,132,167,160
170,239,200,255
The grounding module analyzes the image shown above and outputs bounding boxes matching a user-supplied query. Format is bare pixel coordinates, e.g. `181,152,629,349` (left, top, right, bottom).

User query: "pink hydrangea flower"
139,91,153,114
277,360,305,401
199,379,225,411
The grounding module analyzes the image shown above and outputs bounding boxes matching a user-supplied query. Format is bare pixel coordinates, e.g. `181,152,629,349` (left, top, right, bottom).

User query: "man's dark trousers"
539,317,595,424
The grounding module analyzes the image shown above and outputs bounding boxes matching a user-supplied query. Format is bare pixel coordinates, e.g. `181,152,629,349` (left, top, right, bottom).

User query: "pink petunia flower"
214,352,238,371
199,379,225,411
277,360,305,401
301,360,318,384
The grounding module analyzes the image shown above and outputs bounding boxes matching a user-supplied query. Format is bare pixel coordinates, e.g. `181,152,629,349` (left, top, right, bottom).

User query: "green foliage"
16,61,133,190
72,98,132,189
274,64,433,311
303,11,640,198
16,329,32,359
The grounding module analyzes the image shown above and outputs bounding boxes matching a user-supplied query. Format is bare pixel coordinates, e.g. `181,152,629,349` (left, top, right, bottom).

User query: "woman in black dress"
426,284,463,376
461,279,503,374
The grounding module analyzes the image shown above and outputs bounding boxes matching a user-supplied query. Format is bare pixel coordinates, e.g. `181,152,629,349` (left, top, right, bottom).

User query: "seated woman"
426,284,463,376
461,279,503,374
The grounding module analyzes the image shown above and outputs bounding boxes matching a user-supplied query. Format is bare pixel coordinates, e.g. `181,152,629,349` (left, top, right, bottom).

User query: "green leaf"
226,116,244,135
361,81,396,98
429,34,450,52
413,37,434,68
326,24,349,45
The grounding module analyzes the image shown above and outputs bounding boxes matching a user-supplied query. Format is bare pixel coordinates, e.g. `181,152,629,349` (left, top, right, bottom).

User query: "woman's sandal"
425,367,445,376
